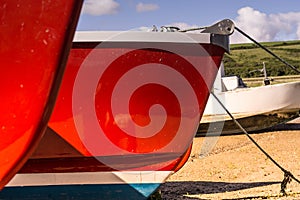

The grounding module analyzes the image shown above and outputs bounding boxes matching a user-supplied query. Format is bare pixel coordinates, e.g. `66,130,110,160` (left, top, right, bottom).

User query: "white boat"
198,63,300,135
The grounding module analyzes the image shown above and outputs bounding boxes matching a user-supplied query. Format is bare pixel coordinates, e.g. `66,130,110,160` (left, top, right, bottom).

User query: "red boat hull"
5,30,229,198
48,31,226,171
0,0,83,188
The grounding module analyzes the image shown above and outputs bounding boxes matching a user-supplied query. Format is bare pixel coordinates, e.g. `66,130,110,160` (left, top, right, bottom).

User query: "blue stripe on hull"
0,183,160,200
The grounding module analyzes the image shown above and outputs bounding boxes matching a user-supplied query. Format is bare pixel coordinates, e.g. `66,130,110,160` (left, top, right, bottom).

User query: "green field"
223,40,300,78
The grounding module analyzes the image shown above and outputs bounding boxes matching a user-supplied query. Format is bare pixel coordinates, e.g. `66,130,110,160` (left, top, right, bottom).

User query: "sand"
158,118,300,199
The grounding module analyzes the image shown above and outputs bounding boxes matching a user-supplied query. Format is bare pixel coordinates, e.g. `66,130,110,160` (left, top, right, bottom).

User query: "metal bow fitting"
201,19,235,35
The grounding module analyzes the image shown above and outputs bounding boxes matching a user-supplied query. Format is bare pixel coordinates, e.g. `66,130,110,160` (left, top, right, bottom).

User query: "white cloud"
82,0,120,16
231,7,300,43
136,3,159,13
297,23,300,39
168,22,199,31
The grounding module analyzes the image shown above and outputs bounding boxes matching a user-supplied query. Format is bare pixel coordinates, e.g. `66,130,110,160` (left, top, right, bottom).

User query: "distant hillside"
223,40,300,78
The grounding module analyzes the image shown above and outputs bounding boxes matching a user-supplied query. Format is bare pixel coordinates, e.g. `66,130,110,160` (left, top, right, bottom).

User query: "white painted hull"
197,66,300,135
202,81,300,123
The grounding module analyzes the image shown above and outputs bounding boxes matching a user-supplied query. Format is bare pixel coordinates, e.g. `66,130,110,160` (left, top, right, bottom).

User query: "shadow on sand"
266,122,300,132
158,180,281,199
196,118,300,137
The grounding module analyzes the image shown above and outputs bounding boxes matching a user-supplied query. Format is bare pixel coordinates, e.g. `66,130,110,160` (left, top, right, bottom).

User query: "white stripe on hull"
7,171,173,187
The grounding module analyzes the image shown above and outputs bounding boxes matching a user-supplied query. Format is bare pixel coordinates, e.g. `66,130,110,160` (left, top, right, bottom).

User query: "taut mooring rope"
210,92,300,195
180,21,300,194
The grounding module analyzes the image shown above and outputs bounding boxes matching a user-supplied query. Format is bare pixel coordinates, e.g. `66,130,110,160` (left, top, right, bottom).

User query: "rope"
181,22,300,194
234,26,300,74
281,171,293,196
179,27,205,32
180,25,300,74
210,92,300,195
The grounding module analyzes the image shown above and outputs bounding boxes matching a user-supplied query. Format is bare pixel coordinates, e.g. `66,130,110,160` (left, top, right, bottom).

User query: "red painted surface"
0,0,83,189
49,40,225,172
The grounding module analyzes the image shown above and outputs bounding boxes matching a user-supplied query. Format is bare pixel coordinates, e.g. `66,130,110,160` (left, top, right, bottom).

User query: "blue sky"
77,0,300,43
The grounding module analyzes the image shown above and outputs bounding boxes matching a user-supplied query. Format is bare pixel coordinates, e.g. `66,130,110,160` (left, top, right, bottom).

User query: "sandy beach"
158,118,300,199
